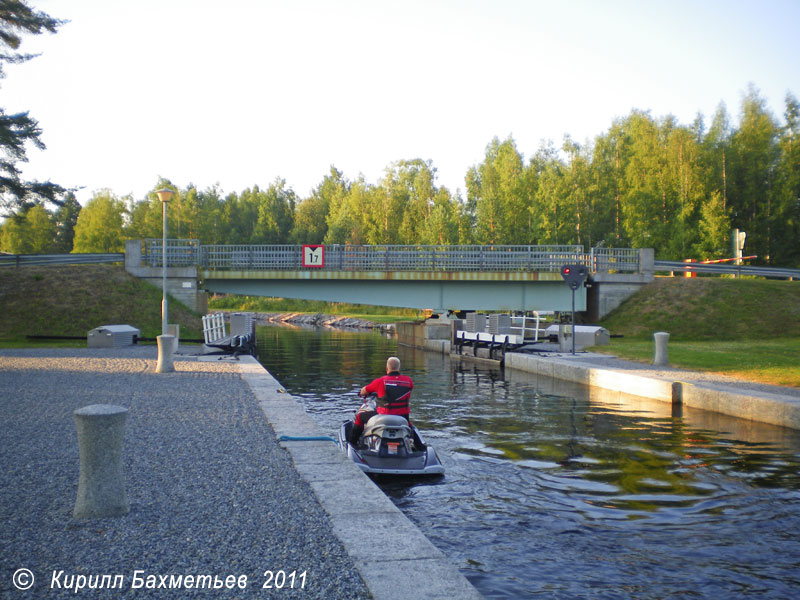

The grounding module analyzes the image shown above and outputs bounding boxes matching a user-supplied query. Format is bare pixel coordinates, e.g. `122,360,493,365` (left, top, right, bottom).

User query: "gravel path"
0,347,371,599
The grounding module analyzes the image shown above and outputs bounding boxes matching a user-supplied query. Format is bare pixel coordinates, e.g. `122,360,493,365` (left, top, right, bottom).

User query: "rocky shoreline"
251,312,398,333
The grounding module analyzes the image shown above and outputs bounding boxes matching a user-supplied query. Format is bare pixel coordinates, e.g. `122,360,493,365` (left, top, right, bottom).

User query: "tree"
772,93,800,266
25,201,53,252
72,191,126,252
0,201,53,252
390,159,437,244
293,166,346,244
591,120,629,245
193,185,225,244
702,102,732,212
325,177,372,245
529,141,569,245
562,136,595,247
468,137,528,245
0,1,65,214
0,211,27,251
420,187,460,245
52,191,80,252
727,86,780,263
694,190,731,259
253,179,296,244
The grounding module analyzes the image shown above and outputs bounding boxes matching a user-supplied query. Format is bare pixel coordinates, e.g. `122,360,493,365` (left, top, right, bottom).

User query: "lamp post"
155,188,174,336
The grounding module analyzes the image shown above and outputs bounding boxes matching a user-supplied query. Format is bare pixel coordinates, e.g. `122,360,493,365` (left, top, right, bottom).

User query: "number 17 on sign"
302,245,325,268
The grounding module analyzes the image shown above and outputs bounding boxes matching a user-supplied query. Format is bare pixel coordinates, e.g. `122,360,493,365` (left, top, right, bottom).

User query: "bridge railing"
143,239,200,267
197,244,599,272
590,247,641,273
141,241,643,273
322,245,590,272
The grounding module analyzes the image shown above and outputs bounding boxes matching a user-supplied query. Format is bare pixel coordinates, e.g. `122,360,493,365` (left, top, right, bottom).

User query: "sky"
3,0,800,206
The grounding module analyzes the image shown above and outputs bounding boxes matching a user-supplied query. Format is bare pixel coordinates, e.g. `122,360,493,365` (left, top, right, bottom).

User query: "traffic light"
560,264,588,290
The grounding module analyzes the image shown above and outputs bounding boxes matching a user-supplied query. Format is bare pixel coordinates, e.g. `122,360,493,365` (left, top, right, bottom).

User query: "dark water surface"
256,325,800,599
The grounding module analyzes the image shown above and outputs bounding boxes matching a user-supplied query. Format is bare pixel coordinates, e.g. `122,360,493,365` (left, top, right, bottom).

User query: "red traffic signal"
560,264,588,290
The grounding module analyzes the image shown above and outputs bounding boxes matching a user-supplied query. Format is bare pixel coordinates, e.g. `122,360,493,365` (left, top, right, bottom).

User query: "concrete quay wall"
504,352,800,431
236,356,482,600
400,318,800,431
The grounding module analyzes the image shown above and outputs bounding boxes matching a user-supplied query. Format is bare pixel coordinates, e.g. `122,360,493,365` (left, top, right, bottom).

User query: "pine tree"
0,0,65,214
53,192,80,252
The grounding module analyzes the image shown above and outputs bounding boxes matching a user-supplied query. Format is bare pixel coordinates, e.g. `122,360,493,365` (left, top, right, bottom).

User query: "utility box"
488,314,512,334
545,324,610,349
573,325,610,347
465,313,487,333
87,325,140,348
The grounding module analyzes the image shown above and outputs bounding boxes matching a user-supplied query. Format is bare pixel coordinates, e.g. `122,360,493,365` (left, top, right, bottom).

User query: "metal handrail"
195,244,605,273
143,238,200,267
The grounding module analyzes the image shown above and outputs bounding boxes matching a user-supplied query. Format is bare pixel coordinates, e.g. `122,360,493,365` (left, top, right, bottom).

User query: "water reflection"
256,325,800,599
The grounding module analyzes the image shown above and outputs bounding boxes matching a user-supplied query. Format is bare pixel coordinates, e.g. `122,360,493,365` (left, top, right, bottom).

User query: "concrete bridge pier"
587,249,654,320
124,240,207,313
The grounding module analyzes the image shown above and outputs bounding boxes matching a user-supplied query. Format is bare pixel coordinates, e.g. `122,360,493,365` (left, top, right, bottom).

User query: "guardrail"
655,260,799,280
0,253,125,267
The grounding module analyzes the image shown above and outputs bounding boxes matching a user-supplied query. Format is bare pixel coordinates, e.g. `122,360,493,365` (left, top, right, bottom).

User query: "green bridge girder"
201,269,586,312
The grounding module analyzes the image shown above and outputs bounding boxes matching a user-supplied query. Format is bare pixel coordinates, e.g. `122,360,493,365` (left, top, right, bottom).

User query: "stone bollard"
73,404,129,518
156,334,175,373
653,331,670,366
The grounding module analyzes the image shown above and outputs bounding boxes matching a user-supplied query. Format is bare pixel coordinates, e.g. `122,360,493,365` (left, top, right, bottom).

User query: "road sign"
302,244,325,268
560,264,588,290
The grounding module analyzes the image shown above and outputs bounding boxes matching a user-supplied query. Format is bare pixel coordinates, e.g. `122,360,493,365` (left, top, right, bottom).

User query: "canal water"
256,325,800,599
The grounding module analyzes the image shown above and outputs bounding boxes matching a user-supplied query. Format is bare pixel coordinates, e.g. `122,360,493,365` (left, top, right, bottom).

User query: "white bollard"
156,334,175,373
73,404,129,518
653,331,670,366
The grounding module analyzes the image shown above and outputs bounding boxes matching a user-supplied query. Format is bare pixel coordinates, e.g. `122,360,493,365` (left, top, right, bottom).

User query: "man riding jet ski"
339,356,444,476
350,356,412,445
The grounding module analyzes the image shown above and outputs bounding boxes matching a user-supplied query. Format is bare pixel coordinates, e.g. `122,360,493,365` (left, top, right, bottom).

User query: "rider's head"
386,356,401,373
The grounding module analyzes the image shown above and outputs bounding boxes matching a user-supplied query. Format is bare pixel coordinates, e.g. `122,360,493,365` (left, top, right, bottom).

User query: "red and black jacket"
363,372,413,416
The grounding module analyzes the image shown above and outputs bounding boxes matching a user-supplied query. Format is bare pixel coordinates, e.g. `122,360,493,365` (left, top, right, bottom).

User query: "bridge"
124,240,654,318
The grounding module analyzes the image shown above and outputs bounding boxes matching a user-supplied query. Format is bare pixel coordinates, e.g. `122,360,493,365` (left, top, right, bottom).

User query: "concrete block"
308,478,398,517
551,359,590,385
73,404,129,519
293,460,367,483
355,558,483,600
537,356,556,379
282,442,342,465
328,511,443,562
425,322,451,341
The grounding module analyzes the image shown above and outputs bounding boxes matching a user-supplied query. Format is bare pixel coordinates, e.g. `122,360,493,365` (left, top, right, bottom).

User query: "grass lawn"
0,265,203,345
593,337,800,388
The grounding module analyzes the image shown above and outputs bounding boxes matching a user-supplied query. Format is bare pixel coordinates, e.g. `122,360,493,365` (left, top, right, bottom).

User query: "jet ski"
338,404,445,477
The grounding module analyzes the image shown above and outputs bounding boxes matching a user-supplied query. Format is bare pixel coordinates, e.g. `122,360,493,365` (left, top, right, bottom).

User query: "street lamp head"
155,188,174,203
